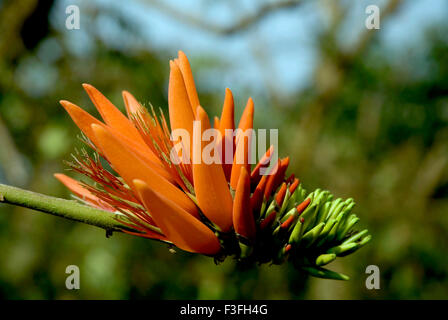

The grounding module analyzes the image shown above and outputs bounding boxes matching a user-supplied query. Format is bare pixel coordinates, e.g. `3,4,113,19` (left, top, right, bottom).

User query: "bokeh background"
1,0,447,299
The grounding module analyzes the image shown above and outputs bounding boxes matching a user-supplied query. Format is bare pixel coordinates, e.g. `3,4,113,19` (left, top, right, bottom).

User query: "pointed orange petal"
230,97,254,189
122,90,175,175
213,116,220,129
192,106,233,232
264,157,290,199
236,97,254,145
237,97,254,129
233,167,256,240
83,84,146,145
54,173,95,200
264,159,280,199
297,198,311,214
281,213,296,229
251,174,267,215
219,88,235,136
134,179,221,255
122,90,141,118
230,134,251,190
54,173,114,211
219,136,233,182
273,157,290,191
275,182,287,206
251,145,274,186
289,178,299,194
82,85,164,167
216,135,232,182
260,210,277,230
60,100,105,147
91,124,199,218
168,60,195,158
286,173,295,184
218,88,235,181
60,100,173,183
177,51,200,115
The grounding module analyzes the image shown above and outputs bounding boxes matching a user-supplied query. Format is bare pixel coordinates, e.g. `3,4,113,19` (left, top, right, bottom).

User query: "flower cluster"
55,51,370,280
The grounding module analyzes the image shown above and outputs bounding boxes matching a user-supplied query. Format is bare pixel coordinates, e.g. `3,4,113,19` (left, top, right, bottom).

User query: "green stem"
0,183,135,233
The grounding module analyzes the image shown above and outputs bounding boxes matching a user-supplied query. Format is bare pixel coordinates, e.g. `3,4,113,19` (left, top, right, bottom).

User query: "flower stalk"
0,183,134,234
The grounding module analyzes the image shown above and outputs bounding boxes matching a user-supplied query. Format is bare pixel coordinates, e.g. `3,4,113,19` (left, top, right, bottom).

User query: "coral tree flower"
56,51,370,278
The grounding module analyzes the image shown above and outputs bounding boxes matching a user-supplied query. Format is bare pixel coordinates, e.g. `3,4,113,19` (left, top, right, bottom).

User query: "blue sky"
54,0,448,97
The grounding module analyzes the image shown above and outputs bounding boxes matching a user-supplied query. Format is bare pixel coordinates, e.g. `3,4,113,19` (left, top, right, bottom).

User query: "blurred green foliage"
0,0,447,299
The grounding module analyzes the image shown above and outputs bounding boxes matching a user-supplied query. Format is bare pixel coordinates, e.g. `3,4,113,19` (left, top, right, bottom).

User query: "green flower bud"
315,253,337,266
337,214,359,241
302,266,350,281
342,229,369,245
301,222,325,248
327,242,358,256
315,218,337,247
288,216,305,244
327,198,343,219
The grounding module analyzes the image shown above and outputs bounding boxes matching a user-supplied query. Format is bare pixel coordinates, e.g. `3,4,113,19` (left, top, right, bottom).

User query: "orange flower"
55,51,370,277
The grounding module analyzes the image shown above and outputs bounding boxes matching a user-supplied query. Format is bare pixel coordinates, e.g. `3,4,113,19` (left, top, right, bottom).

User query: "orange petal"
216,135,233,182
177,51,200,116
122,91,171,173
219,88,235,136
134,179,221,255
264,159,280,199
286,173,295,184
121,94,186,186
265,157,290,199
213,116,220,129
273,157,290,192
251,175,267,216
122,90,142,118
260,211,277,230
236,97,254,145
192,106,233,232
251,145,274,186
281,213,296,229
60,100,105,148
82,84,147,146
218,88,235,181
81,86,163,167
297,198,311,214
91,124,199,218
233,167,256,240
60,100,173,183
230,97,254,189
168,60,195,160
289,178,300,194
54,173,114,211
275,182,287,206
230,133,251,190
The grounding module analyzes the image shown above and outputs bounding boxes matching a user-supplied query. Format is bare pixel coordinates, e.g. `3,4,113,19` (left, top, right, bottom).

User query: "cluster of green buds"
221,182,371,280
